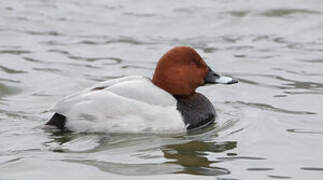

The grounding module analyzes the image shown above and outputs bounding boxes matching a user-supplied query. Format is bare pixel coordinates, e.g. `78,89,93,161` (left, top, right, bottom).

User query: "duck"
46,46,238,134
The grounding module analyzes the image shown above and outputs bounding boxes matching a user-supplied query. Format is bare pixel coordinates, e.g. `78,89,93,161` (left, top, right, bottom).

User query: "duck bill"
204,67,238,85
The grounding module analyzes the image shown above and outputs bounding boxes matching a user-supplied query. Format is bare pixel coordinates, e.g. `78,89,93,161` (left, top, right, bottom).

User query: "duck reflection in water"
162,140,236,176
61,139,236,176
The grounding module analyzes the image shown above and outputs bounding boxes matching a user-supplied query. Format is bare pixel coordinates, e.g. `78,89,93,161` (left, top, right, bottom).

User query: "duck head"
152,46,238,96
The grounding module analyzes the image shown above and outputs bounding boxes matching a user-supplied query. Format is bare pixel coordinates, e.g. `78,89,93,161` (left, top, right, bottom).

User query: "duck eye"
190,60,201,67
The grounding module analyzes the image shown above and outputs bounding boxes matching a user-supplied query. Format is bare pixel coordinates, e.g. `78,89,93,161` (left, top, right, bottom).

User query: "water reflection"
65,159,183,176
83,75,124,82
227,10,249,17
0,65,26,74
162,141,236,176
124,12,156,18
23,57,49,64
0,83,21,97
47,130,74,145
286,129,323,134
47,49,123,64
276,76,323,90
64,141,234,176
261,9,319,17
301,167,323,171
267,175,292,179
0,50,31,55
0,78,20,83
121,65,153,70
225,101,315,115
75,37,155,46
25,30,62,36
234,73,323,96
32,67,61,73
272,67,323,77
246,168,273,171
48,130,236,176
300,59,323,63
68,56,122,64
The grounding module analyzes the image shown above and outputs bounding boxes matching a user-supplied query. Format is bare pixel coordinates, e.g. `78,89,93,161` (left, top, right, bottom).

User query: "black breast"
175,93,216,130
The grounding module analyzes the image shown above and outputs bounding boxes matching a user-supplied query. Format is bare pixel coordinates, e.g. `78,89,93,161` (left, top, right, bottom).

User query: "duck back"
47,76,186,134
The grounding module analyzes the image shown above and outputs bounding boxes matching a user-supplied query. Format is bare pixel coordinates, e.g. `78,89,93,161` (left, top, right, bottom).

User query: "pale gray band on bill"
215,76,238,84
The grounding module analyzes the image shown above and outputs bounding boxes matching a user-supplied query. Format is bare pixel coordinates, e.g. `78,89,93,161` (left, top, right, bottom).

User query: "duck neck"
173,93,195,99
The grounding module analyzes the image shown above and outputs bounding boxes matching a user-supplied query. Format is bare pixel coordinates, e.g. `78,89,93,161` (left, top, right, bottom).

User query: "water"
1,0,323,179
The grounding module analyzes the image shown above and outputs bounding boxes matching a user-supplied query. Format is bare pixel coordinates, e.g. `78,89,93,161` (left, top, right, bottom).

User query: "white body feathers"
51,76,186,134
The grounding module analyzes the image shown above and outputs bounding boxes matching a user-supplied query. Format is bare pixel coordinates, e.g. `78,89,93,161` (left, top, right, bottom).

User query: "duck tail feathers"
46,113,66,129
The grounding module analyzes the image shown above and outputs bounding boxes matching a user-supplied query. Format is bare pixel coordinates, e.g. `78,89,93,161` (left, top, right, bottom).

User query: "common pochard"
46,46,238,134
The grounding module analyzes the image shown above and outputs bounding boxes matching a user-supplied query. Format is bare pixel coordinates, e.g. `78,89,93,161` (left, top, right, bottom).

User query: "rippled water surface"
1,0,323,179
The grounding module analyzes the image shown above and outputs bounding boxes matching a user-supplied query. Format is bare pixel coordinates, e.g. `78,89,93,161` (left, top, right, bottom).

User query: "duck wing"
49,76,185,133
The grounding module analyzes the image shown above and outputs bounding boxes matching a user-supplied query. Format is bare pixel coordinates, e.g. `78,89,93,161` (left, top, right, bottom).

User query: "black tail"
46,113,66,129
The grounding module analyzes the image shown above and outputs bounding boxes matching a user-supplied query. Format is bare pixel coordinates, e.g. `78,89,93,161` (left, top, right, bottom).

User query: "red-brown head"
152,46,238,96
